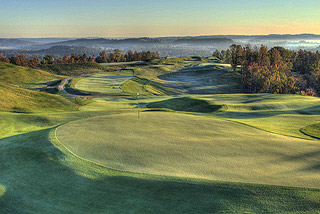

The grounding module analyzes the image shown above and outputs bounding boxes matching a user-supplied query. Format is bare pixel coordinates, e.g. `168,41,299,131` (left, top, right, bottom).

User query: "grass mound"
0,62,60,88
120,77,176,96
0,63,78,112
147,97,224,113
57,112,320,188
0,83,78,112
159,57,192,65
301,123,320,139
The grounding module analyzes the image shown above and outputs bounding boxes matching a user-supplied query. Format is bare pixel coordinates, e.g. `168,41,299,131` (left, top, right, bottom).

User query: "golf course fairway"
74,74,132,95
56,112,320,188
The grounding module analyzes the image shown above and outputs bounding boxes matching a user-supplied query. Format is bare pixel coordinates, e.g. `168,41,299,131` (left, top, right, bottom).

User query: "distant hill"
2,34,320,57
0,38,35,49
253,34,320,41
46,37,163,47
45,37,234,47
0,62,60,86
0,46,102,59
174,38,234,45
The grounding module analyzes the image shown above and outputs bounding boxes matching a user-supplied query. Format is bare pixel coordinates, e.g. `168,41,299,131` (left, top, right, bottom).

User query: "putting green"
56,112,320,188
74,74,132,94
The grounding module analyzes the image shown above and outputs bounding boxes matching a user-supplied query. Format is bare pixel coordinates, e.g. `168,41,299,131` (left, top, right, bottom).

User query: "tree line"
213,45,320,96
0,49,160,67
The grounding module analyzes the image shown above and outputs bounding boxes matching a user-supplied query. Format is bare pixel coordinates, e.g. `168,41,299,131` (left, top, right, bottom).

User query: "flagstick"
137,92,140,118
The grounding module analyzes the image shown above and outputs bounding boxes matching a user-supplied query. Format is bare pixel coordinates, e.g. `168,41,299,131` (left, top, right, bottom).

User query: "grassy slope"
121,77,177,96
207,94,320,139
57,112,320,188
0,63,79,112
0,62,60,88
0,124,319,213
0,83,78,112
1,58,320,213
301,123,320,139
158,63,242,94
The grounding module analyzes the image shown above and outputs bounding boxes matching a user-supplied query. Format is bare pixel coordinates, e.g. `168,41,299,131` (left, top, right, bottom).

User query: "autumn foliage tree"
222,44,317,96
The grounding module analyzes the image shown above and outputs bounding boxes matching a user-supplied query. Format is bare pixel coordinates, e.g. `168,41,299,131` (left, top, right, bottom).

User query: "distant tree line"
95,49,160,63
0,54,40,68
0,49,160,67
213,45,320,96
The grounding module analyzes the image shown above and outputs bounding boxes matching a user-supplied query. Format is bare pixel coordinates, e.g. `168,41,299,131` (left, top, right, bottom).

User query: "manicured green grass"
205,94,320,139
2,57,320,213
74,74,132,95
301,123,320,139
0,122,319,213
57,112,320,188
120,77,177,96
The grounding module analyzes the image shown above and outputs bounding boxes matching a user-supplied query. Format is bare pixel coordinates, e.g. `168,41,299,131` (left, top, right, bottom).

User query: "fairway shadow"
1,128,320,213
271,150,320,172
158,64,242,94
218,105,320,120
147,97,224,113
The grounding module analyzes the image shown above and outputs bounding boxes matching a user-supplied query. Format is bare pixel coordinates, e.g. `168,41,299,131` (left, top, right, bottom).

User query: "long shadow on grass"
147,97,223,113
1,129,320,213
217,105,320,120
158,64,242,94
271,150,320,172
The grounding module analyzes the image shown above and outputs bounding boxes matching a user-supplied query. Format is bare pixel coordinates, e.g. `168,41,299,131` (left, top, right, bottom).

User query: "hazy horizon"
1,0,320,38
1,33,320,39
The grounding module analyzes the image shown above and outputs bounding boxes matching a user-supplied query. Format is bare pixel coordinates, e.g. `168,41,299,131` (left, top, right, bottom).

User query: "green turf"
74,74,132,95
0,62,60,89
0,83,78,112
158,63,242,94
0,123,319,213
147,97,225,113
120,77,177,96
0,62,79,112
57,112,320,188
1,57,320,213
301,123,320,139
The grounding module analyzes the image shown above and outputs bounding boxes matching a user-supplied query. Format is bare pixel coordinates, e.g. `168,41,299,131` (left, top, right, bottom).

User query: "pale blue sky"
1,0,320,37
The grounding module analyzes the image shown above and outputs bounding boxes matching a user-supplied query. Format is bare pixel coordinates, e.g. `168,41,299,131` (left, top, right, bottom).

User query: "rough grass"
0,62,60,88
57,112,320,188
147,97,225,113
0,62,78,112
301,123,320,139
0,83,78,112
